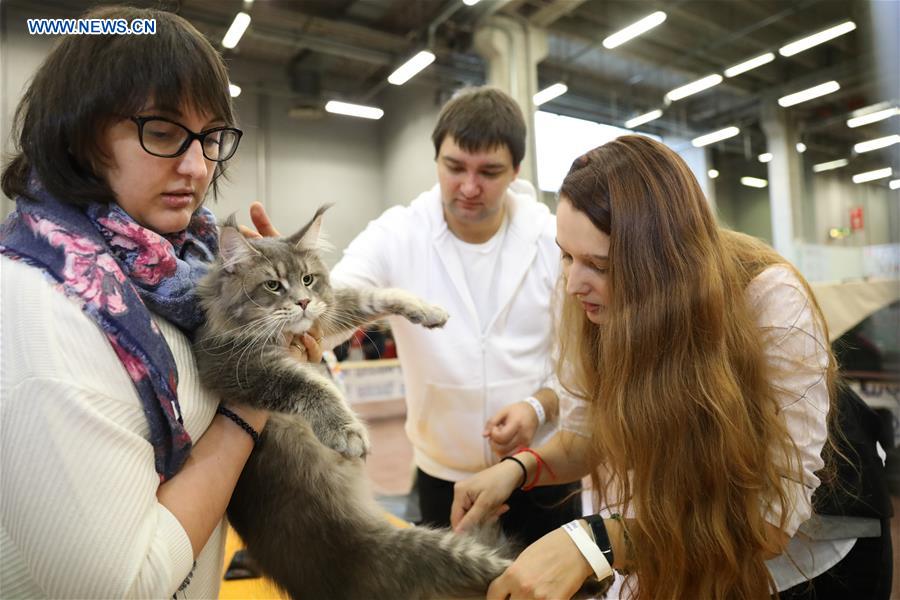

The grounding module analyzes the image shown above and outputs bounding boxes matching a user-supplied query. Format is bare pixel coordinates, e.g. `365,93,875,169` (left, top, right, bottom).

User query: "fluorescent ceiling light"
602,11,667,49
890,179,900,190
708,169,719,179
853,134,900,154
777,80,840,108
856,134,900,153
779,21,856,57
665,74,722,102
692,126,740,147
796,142,807,153
462,0,481,5
812,158,849,173
625,109,662,129
533,83,568,106
228,83,241,98
724,52,776,78
741,177,768,188
387,50,435,85
325,100,384,120
852,167,892,184
222,12,251,49
847,106,899,128
758,152,773,163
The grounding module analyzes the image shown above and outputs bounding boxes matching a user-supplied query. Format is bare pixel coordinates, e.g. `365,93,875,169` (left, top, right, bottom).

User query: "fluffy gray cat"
193,206,509,599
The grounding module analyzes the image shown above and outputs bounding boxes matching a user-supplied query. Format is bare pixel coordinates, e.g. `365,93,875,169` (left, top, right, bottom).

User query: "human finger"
486,574,513,600
250,201,281,237
491,438,520,458
287,338,309,362
301,332,324,363
490,419,518,445
238,224,263,239
483,408,507,437
453,494,495,533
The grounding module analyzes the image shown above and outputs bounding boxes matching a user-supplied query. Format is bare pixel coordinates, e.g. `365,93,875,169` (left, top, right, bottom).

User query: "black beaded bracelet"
583,514,615,567
217,405,260,446
500,455,528,489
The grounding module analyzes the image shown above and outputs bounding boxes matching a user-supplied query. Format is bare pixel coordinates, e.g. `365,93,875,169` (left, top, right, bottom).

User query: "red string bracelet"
514,446,556,491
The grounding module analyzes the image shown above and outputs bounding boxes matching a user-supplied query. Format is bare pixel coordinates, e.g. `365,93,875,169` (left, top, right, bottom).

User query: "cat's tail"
363,523,510,599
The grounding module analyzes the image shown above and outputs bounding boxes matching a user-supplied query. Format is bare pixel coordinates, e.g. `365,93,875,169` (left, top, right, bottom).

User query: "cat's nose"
297,298,310,310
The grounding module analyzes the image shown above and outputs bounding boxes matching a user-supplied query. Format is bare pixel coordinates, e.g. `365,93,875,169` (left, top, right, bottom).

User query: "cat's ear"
218,216,260,272
288,204,332,250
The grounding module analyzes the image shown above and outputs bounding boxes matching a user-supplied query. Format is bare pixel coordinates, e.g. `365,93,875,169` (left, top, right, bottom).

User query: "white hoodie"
331,180,561,480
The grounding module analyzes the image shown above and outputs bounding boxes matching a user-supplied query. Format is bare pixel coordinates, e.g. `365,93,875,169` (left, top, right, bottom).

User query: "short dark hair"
431,86,526,168
2,6,236,206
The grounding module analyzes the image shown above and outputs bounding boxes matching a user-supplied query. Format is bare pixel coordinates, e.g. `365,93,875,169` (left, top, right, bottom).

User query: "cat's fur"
193,206,510,599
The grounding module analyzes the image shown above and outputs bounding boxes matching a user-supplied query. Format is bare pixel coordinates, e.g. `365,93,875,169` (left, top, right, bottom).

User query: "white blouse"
1,257,226,598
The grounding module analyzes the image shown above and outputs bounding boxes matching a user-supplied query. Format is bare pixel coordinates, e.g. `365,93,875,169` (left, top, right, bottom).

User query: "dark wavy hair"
2,5,236,206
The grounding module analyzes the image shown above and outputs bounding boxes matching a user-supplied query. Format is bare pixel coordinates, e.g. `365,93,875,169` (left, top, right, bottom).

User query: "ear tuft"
288,204,333,250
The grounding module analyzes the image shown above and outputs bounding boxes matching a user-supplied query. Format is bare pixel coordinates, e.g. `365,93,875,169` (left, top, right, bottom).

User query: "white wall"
805,171,898,246
378,82,442,208
1,4,58,218
713,173,774,245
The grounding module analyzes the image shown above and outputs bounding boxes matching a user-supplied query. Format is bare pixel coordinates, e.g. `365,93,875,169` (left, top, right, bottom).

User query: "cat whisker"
232,318,286,386
203,315,285,354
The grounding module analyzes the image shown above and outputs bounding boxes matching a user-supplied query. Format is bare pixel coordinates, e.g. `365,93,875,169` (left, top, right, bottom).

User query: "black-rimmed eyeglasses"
130,116,242,162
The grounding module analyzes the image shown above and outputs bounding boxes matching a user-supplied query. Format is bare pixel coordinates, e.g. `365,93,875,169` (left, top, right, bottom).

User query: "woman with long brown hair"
450,135,873,598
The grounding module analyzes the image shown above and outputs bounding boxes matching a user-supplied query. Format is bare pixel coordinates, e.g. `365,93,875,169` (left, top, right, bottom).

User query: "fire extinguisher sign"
849,206,864,231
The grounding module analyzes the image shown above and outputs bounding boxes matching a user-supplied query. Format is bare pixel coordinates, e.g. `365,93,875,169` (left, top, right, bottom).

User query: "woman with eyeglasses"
0,6,319,597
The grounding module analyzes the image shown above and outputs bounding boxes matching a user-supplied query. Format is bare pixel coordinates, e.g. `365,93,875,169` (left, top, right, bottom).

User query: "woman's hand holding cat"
450,460,520,533
287,324,325,363
483,402,539,457
485,527,593,600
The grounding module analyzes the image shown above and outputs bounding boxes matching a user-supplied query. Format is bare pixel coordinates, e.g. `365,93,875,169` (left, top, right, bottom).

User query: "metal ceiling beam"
660,0,822,72
529,0,589,28
689,56,872,125
548,19,756,97
178,3,410,58
539,59,661,106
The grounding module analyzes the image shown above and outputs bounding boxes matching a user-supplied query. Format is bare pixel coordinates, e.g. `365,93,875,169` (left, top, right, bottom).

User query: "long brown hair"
556,135,836,599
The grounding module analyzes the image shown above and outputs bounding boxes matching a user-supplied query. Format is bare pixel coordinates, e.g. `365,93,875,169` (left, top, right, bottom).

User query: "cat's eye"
263,280,282,293
301,274,315,286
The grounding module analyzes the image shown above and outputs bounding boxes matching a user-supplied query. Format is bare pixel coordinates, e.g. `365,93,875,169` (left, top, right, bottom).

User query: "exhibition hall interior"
1,0,897,597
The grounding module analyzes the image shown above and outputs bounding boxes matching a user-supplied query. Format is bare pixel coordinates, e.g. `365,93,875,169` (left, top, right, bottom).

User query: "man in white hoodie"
253,87,579,545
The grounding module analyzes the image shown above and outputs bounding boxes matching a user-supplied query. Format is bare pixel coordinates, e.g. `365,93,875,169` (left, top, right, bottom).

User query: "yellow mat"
220,514,411,599
219,527,285,600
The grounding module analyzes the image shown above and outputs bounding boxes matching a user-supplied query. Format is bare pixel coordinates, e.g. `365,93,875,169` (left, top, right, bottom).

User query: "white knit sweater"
1,257,225,598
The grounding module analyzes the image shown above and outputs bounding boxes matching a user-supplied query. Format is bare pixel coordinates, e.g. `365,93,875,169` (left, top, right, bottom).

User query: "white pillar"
761,102,805,263
473,16,547,185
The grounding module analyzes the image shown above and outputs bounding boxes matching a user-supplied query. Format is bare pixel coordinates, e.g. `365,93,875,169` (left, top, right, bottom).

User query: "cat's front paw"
320,418,371,459
406,303,449,329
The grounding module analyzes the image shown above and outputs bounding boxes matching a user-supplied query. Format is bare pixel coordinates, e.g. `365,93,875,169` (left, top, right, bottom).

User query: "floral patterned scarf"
0,177,218,482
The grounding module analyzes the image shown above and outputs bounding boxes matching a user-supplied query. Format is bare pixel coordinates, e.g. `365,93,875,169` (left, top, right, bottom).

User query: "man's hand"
486,526,594,600
483,401,541,457
239,201,281,239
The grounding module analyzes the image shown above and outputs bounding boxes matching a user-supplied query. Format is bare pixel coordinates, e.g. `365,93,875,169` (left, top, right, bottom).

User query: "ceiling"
8,0,897,170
